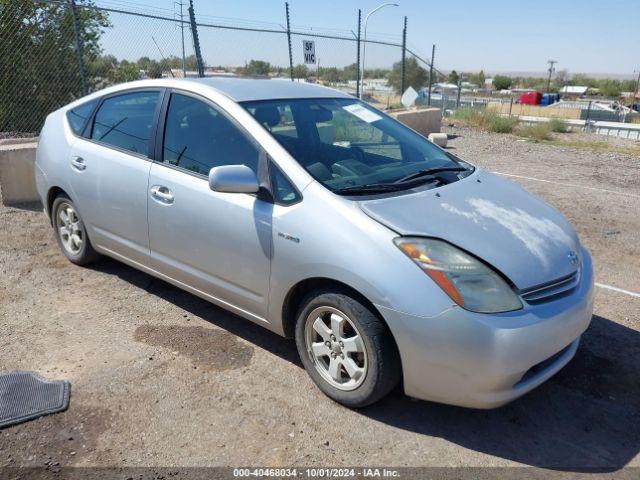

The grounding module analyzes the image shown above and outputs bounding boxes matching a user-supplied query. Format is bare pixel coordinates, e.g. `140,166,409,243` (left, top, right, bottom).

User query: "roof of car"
182,77,352,102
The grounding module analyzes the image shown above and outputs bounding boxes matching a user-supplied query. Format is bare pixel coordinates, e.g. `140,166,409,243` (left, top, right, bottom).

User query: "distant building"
559,85,588,97
433,82,459,94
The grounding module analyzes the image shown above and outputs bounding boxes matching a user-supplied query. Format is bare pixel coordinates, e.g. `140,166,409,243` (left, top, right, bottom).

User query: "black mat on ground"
0,371,70,429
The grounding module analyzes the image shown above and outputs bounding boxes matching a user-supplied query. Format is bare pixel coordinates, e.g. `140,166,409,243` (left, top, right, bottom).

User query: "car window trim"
79,87,166,161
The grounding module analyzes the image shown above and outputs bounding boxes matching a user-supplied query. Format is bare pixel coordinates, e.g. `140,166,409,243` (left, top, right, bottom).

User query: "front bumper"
378,248,595,409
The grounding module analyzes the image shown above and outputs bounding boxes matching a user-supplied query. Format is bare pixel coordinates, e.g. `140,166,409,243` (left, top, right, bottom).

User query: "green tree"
320,67,340,84
292,64,309,79
239,59,271,77
0,0,109,133
492,75,513,90
387,57,428,94
339,63,359,82
147,61,164,79
468,70,485,87
598,79,622,98
448,70,460,85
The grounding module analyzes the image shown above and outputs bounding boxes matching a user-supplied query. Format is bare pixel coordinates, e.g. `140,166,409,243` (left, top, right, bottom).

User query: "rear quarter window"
66,98,99,136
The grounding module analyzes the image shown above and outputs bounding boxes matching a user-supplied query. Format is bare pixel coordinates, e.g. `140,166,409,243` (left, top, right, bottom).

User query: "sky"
94,0,640,77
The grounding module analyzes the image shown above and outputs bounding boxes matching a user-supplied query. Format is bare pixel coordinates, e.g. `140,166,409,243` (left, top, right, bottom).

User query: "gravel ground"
1,127,639,472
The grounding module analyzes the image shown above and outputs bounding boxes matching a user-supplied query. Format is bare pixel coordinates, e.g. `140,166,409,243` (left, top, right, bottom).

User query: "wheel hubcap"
304,306,367,391
56,203,83,255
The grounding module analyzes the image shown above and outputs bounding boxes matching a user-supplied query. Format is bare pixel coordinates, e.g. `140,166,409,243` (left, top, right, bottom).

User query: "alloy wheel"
56,202,84,255
304,306,367,391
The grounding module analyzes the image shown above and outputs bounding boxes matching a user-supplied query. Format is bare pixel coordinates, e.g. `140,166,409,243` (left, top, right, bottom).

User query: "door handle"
150,185,174,204
70,156,86,171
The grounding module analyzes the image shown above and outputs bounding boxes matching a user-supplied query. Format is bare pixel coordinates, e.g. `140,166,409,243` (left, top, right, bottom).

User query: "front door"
147,91,272,320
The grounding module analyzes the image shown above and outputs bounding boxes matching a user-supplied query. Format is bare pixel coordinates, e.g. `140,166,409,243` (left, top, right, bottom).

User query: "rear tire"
51,195,100,265
294,290,401,408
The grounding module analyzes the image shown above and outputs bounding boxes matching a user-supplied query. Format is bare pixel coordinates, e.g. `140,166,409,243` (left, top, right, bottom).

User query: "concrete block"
428,133,448,147
0,141,39,206
390,107,442,137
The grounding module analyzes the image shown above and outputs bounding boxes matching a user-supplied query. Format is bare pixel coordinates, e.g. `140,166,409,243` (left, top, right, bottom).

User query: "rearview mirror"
208,165,260,194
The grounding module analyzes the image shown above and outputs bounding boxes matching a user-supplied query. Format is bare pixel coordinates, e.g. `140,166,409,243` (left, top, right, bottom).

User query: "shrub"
451,107,479,122
485,115,518,133
451,108,518,133
516,122,552,141
548,118,569,133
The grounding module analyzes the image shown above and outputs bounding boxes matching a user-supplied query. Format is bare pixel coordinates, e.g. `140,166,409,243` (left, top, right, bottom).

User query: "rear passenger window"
67,98,98,135
162,93,259,176
91,91,159,156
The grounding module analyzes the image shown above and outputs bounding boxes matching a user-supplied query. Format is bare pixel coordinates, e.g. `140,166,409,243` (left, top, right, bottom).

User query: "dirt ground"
1,127,639,472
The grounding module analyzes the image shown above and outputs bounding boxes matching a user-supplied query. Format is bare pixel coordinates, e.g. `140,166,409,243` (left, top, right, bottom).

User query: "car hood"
358,170,581,290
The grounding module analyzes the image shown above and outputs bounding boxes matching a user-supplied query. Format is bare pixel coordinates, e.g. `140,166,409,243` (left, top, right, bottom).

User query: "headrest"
253,106,281,127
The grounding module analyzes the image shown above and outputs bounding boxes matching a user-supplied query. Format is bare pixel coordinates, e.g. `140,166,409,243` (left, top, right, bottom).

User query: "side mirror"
208,165,260,194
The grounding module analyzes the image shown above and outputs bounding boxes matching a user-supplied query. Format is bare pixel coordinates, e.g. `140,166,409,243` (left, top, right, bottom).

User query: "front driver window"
162,93,259,176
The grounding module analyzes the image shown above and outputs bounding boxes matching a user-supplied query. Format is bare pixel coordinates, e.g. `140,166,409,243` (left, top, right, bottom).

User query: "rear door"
147,90,272,320
67,89,162,264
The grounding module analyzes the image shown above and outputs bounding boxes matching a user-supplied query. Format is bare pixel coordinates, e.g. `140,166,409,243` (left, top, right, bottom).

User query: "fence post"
400,16,407,94
585,100,592,131
188,0,204,77
69,0,88,95
509,97,513,117
456,74,462,108
285,2,294,81
356,9,361,98
427,44,435,106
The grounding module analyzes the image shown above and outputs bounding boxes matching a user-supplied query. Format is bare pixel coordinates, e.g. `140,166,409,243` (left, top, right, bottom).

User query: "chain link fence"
1,0,443,137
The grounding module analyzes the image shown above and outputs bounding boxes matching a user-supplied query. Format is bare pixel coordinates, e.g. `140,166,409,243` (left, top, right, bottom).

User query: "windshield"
241,97,472,195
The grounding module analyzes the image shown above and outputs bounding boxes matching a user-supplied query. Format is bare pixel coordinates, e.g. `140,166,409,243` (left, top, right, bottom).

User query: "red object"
519,91,542,105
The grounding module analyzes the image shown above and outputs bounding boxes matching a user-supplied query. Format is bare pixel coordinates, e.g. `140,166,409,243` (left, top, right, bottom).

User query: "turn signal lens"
395,238,522,313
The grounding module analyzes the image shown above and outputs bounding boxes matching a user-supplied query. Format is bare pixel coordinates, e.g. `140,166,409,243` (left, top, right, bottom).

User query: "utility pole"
427,44,435,106
188,0,204,77
356,9,361,98
285,2,293,81
546,59,557,93
400,16,407,95
176,1,186,76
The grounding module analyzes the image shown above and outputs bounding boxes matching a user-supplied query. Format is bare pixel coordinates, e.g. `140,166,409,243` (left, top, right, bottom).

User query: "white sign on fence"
302,40,316,65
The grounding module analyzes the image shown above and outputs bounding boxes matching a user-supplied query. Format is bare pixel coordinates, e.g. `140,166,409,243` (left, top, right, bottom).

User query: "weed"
516,123,553,141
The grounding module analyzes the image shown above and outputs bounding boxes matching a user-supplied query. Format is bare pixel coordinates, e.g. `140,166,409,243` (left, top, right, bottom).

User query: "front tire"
294,290,401,408
51,195,100,265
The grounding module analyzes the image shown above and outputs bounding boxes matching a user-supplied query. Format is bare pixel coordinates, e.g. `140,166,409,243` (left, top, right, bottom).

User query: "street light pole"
360,2,399,99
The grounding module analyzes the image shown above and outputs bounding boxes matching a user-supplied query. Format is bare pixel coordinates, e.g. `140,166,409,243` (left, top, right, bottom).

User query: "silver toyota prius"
35,78,594,409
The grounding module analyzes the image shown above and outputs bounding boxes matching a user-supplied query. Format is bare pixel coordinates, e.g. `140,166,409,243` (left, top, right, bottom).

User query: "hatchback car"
36,78,594,408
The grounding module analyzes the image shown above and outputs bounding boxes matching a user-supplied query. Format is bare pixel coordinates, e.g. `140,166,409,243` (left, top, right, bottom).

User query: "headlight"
395,237,522,313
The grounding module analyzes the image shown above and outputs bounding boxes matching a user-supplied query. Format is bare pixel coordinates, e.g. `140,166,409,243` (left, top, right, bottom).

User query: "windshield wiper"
333,183,408,195
394,166,466,184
